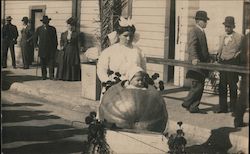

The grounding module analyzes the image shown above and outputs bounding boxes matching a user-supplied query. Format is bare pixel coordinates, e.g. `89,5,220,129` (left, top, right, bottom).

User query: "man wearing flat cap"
182,10,212,113
216,16,243,114
20,16,33,69
34,15,58,80
2,16,19,68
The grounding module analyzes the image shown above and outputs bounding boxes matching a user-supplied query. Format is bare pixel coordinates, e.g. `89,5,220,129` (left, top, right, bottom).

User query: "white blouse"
97,43,147,82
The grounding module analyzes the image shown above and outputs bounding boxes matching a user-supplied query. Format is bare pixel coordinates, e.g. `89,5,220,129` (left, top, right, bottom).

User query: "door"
30,9,44,32
167,0,176,83
29,6,45,63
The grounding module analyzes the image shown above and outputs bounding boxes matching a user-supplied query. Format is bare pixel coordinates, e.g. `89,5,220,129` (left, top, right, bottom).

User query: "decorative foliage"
167,121,187,154
98,0,128,50
83,112,110,154
102,70,165,94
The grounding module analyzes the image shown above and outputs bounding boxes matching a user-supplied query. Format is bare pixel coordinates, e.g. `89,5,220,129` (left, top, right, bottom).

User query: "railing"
147,57,249,74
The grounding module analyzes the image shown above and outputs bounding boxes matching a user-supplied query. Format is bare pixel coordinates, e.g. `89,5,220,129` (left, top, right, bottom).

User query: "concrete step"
2,68,248,153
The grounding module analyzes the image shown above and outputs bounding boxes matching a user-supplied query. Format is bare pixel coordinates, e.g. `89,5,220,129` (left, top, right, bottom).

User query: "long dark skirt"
56,48,81,81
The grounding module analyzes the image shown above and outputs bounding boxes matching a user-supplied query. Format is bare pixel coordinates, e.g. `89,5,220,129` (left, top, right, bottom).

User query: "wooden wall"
4,0,72,66
132,0,170,80
174,0,199,86
79,0,100,49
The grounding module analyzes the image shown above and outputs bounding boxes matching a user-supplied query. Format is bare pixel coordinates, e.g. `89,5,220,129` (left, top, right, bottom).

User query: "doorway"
29,6,45,63
167,0,176,83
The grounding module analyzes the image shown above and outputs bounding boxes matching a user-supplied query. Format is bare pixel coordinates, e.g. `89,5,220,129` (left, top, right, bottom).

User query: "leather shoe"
189,107,207,114
234,118,244,128
215,110,228,113
42,77,47,80
181,103,189,110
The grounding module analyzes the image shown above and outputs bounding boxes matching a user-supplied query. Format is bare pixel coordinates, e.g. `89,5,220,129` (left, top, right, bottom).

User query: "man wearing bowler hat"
2,16,19,68
182,10,213,113
20,16,33,69
34,15,58,80
216,16,243,114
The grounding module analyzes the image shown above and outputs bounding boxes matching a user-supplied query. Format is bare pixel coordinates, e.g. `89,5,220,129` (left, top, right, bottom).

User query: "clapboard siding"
80,0,100,48
133,16,165,24
133,0,167,8
133,0,170,79
137,31,165,40
133,8,165,16
5,0,72,42
135,23,166,32
4,0,72,66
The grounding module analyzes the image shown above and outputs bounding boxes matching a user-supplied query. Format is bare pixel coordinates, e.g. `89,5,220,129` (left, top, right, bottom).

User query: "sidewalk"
2,67,249,153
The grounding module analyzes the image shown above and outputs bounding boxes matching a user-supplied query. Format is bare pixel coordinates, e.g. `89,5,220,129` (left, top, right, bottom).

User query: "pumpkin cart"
82,82,187,154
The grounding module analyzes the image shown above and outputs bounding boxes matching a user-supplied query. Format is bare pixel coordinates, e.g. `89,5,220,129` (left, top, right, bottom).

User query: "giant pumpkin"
99,82,168,133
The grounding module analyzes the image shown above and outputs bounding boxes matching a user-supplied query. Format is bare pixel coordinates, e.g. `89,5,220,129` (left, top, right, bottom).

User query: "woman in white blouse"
97,17,147,83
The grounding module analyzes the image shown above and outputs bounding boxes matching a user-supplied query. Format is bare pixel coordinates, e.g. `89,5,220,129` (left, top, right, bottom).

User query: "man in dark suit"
2,16,19,68
34,15,58,80
234,23,249,127
216,16,243,114
181,11,211,113
20,17,33,69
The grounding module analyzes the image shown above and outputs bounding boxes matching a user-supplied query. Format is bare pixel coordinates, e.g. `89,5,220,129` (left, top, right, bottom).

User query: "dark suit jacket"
60,30,82,65
20,25,33,47
34,25,58,58
186,26,210,80
2,23,19,44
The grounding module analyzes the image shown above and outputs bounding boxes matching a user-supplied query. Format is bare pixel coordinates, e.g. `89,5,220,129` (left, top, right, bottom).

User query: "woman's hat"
40,15,51,22
21,16,29,23
119,16,134,27
6,16,13,21
66,17,77,26
195,10,209,21
223,16,235,27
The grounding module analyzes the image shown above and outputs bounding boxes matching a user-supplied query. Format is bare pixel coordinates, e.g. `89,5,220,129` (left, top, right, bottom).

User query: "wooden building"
2,0,249,87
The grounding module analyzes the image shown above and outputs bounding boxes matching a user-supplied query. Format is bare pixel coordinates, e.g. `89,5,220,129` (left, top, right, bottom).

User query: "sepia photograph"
1,0,249,153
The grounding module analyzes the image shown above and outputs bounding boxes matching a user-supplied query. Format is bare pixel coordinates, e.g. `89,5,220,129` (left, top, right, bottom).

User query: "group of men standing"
1,15,58,80
182,10,249,128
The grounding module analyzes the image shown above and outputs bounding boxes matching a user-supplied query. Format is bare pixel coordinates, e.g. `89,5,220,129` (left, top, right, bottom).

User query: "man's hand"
191,59,200,65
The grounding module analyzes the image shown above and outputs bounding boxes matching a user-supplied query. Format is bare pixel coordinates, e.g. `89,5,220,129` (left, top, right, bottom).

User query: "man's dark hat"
195,10,209,21
40,15,51,22
223,16,235,27
6,16,13,21
22,17,29,22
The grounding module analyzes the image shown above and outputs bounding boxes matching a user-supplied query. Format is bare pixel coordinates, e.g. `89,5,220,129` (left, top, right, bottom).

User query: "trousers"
40,57,55,78
182,78,205,111
2,42,16,67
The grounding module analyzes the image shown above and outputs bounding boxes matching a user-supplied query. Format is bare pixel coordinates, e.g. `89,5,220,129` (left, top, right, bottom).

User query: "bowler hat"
195,11,209,21
6,16,13,21
22,16,29,23
40,15,51,22
223,16,235,27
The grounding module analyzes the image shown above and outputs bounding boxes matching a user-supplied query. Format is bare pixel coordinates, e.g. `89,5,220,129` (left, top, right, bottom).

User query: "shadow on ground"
2,70,42,91
186,127,244,154
2,102,88,154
